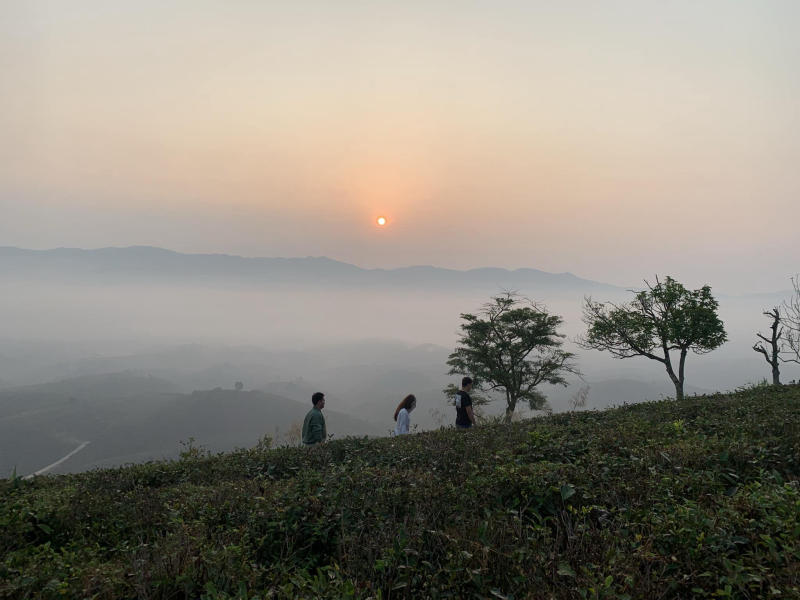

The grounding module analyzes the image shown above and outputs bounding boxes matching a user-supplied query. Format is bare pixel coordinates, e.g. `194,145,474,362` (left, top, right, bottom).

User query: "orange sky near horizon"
1,1,799,292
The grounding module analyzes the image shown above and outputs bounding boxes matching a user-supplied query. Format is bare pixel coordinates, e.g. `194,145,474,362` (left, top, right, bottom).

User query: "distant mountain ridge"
0,246,616,290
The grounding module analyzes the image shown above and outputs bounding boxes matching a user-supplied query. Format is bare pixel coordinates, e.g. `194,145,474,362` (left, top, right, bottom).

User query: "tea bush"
2,385,799,599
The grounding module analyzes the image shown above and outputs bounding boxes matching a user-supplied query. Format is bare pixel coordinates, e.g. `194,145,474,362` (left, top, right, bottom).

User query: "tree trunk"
676,349,687,401
754,308,783,385
769,310,782,385
504,391,515,424
772,363,781,386
663,352,684,401
670,375,684,401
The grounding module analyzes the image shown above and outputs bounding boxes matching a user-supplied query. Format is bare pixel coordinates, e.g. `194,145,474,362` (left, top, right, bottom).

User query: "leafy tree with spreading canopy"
580,276,727,401
447,293,577,423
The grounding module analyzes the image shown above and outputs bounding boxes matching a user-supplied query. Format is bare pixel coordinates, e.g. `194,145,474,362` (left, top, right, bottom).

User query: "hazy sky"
2,1,798,292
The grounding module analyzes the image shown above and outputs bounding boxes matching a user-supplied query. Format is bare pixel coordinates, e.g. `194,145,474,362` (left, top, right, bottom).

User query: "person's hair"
461,376,473,388
312,392,325,406
394,394,416,421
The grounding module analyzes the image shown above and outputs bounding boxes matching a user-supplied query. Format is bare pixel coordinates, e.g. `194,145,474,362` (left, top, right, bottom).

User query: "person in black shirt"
455,376,476,429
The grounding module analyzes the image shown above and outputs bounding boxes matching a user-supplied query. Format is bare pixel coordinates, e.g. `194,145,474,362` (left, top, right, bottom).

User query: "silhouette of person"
393,394,416,435
302,392,327,445
455,377,475,429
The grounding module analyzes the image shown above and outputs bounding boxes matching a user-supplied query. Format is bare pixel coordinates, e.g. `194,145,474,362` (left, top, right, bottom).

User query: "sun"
376,216,387,226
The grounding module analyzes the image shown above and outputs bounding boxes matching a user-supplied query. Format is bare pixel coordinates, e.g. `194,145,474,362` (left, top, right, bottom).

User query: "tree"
569,384,590,411
446,293,577,423
752,308,784,385
234,381,244,391
579,276,727,401
781,275,800,366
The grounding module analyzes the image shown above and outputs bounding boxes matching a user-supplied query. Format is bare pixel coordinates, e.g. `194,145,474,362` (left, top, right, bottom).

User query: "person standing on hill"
455,377,476,429
302,392,327,445
393,394,417,435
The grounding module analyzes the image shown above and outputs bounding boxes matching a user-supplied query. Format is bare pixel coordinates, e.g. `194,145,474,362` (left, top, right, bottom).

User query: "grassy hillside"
0,376,384,476
0,373,180,476
2,385,799,599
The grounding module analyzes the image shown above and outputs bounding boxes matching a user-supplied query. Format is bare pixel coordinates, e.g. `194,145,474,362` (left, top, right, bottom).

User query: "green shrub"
2,385,799,599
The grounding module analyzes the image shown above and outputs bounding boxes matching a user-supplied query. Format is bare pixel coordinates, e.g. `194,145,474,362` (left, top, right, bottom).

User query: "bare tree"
569,384,590,411
782,275,800,365
752,308,784,385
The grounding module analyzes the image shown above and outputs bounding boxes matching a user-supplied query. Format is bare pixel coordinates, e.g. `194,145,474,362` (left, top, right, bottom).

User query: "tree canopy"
447,293,576,422
580,276,726,400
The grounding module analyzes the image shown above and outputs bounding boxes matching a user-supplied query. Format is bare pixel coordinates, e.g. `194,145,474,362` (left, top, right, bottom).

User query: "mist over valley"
1,246,797,477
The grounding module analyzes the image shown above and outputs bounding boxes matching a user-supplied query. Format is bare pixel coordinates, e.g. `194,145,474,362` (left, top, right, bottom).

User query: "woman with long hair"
393,394,416,435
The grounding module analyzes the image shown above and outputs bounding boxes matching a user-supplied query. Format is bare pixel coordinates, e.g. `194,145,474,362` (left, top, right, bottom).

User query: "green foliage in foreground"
2,386,800,599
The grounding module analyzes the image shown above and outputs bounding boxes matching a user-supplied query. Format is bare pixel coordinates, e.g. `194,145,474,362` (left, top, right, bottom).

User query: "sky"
1,0,799,293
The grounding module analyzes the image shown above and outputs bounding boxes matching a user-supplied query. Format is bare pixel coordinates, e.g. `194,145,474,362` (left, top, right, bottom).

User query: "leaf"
731,536,749,545
37,523,53,535
560,484,576,502
557,562,576,577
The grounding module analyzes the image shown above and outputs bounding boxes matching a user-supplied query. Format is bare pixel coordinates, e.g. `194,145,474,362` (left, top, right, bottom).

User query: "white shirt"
394,408,410,435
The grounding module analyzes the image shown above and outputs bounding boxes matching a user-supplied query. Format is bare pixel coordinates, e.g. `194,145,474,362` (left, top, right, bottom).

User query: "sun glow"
376,216,387,226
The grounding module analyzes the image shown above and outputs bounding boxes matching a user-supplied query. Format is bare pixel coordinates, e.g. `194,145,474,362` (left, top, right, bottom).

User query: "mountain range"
0,246,616,290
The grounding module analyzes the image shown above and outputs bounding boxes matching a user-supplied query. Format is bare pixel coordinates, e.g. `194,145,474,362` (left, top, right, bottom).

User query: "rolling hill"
2,384,798,598
0,372,383,477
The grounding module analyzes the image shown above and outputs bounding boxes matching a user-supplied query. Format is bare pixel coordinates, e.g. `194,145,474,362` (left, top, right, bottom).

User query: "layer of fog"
3,277,799,476
2,280,797,398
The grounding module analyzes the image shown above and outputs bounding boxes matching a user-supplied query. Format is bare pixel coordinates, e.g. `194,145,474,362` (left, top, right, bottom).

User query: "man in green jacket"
302,392,327,445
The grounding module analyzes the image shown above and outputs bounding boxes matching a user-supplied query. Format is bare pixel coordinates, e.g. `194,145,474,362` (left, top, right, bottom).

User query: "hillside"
0,374,384,476
2,384,799,598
